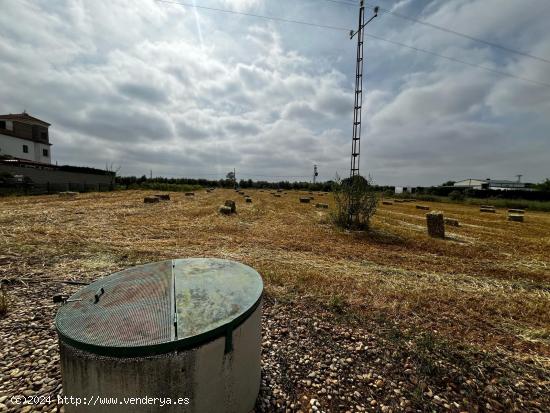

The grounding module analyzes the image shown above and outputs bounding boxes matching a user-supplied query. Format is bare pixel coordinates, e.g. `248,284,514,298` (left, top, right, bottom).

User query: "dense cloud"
0,0,549,184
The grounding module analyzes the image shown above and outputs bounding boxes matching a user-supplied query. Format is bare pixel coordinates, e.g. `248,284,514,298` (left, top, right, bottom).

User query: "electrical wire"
152,171,315,179
155,0,550,87
363,32,550,87
239,173,312,178
320,0,550,64
155,0,350,32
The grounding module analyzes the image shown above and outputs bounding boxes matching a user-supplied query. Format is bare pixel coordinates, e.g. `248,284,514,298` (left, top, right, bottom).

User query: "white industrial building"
453,178,528,190
0,112,52,164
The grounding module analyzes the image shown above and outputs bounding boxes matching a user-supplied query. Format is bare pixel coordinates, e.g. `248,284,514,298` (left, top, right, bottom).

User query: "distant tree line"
535,178,550,192
115,175,395,193
116,175,550,200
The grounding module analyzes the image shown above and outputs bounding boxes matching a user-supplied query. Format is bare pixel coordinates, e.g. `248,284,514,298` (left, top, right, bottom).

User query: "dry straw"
0,189,548,366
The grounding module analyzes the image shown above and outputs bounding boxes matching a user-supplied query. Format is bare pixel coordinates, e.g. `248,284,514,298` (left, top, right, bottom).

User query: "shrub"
331,174,377,230
449,190,465,201
415,194,437,202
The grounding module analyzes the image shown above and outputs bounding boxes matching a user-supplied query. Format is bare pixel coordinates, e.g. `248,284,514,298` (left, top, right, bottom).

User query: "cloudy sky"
1,0,549,185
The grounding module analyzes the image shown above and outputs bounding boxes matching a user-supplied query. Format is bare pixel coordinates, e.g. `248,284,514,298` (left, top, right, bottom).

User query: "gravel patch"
0,281,548,413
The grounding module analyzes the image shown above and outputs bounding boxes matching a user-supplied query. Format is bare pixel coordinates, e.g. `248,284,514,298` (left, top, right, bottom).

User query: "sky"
0,0,549,186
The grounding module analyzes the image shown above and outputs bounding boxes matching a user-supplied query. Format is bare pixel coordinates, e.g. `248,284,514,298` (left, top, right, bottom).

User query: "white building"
453,178,528,190
0,112,52,164
453,179,487,190
395,186,415,194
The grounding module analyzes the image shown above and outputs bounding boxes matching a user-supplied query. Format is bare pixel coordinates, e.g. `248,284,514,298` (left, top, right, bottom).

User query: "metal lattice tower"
313,164,318,184
350,3,365,178
349,2,378,178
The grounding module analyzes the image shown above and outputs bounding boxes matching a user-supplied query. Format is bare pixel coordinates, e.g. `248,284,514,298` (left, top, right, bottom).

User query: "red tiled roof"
0,113,50,126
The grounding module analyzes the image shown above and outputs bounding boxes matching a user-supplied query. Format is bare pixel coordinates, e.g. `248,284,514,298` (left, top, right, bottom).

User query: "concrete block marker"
426,211,445,238
444,218,460,227
224,200,236,213
508,214,524,222
508,209,525,214
144,196,159,204
219,205,232,215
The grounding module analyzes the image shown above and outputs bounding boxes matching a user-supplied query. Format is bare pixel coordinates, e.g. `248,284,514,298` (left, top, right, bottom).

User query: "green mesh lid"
55,258,263,357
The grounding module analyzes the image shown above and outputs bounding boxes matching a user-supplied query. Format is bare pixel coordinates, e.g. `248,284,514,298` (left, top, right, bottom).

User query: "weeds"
328,294,347,315
0,285,9,317
412,333,445,379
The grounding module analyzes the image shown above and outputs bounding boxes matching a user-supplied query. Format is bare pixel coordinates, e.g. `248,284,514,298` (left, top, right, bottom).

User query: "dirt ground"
0,189,549,412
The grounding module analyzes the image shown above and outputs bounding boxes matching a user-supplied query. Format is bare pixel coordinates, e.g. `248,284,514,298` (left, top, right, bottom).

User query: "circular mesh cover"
55,258,263,356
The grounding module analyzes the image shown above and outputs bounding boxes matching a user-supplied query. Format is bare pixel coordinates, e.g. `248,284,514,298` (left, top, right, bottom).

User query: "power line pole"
313,164,318,184
349,3,378,178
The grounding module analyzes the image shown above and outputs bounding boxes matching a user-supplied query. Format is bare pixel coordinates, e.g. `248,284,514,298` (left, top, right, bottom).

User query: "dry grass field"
1,188,549,412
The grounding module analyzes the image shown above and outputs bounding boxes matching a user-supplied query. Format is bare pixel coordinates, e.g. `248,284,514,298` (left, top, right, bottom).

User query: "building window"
23,144,29,153
43,149,49,157
41,131,48,140
0,121,5,129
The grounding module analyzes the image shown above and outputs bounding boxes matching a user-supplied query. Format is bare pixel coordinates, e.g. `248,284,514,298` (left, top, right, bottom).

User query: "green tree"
536,178,550,191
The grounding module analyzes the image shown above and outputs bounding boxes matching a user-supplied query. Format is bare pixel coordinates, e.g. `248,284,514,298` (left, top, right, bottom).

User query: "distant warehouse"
453,178,532,191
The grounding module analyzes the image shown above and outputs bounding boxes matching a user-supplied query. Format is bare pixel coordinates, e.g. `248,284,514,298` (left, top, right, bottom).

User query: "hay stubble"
1,189,549,365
